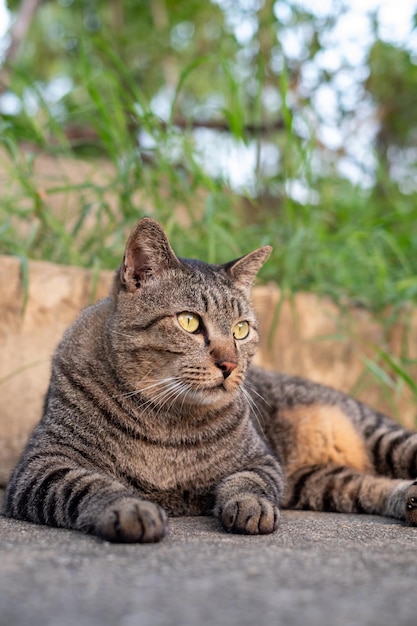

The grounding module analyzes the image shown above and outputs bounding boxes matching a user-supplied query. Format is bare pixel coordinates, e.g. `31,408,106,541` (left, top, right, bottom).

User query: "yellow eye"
233,321,250,340
177,312,201,333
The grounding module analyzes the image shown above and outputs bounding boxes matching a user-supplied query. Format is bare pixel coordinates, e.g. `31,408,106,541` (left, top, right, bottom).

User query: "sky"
0,2,9,40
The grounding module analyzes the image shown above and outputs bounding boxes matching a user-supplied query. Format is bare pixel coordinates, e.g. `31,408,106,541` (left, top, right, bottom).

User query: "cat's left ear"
223,246,272,292
121,217,181,292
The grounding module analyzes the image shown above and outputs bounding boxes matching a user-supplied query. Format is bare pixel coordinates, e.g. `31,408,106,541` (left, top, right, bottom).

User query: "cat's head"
109,218,271,412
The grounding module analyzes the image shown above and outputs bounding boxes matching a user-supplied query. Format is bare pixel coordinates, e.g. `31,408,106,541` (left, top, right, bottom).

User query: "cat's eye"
233,321,250,340
177,312,201,333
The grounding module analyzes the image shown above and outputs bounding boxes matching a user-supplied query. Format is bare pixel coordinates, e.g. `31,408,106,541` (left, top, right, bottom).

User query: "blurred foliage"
1,0,417,315
367,40,417,153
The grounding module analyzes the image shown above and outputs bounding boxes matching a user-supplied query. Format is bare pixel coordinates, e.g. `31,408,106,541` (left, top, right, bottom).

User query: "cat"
3,217,417,543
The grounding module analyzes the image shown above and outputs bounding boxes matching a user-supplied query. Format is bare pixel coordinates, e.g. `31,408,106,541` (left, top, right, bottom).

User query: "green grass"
1,29,416,310
2,93,416,313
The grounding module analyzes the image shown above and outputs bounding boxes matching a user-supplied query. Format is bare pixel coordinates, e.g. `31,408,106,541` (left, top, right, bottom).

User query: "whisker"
178,381,196,412
128,376,188,416
120,376,177,399
240,385,266,435
244,380,272,408
153,380,189,416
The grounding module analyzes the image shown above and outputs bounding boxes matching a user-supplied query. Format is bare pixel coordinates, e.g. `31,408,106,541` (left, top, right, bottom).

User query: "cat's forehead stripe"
200,292,209,313
191,277,246,320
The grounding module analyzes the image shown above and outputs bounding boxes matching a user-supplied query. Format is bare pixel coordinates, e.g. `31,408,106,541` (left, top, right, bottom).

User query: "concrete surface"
1,490,417,626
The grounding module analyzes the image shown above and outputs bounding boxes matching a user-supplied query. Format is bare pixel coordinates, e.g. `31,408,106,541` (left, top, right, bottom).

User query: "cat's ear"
223,246,272,292
120,217,181,292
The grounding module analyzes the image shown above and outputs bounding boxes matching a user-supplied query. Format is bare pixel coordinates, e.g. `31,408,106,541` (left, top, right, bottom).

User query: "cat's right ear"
223,245,272,292
120,217,181,292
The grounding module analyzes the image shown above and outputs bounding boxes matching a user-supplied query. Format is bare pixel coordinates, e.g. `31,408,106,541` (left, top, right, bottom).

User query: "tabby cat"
4,217,417,542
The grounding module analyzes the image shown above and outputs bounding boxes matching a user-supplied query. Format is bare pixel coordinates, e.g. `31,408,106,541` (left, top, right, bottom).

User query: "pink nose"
216,360,238,379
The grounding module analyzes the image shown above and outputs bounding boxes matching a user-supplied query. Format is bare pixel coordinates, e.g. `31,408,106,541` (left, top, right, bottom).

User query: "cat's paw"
96,497,168,543
405,482,417,525
219,494,279,535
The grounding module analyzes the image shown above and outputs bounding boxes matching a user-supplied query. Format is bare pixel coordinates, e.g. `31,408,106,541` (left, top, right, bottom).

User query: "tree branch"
63,116,287,145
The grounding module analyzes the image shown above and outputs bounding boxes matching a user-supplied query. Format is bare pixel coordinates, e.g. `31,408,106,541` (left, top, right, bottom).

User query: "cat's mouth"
162,381,238,406
202,373,239,392
176,379,240,408
211,381,230,393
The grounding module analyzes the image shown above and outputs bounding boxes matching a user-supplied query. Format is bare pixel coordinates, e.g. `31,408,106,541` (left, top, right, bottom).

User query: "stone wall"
1,255,416,485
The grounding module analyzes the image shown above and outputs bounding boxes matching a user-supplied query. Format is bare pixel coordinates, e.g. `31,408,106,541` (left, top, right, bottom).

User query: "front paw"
96,497,167,543
219,494,279,535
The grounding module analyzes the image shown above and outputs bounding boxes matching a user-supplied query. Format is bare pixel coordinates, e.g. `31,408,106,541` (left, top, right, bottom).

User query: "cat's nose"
216,360,238,379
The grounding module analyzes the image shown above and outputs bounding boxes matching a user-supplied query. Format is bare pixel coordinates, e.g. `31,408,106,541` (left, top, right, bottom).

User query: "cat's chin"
178,384,239,409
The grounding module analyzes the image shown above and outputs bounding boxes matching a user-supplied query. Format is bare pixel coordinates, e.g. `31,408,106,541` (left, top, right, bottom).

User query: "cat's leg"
356,406,417,479
363,418,417,523
3,456,167,543
332,402,417,519
213,454,284,535
284,463,417,524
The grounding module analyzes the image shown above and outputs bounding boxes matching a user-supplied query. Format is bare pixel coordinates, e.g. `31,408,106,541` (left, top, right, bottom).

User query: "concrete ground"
1,488,417,626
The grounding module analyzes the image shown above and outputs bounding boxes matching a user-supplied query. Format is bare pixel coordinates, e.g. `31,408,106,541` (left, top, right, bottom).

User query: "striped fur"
3,218,417,542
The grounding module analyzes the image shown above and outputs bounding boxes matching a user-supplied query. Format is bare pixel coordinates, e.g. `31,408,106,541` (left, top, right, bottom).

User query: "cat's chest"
122,437,237,491
117,419,259,493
